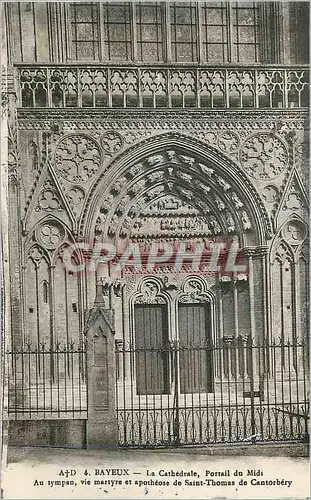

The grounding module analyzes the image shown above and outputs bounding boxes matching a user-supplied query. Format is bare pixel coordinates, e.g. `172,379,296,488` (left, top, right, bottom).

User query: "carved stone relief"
283,183,303,211
101,131,123,154
66,186,85,214
179,278,210,303
262,185,279,204
141,195,198,216
218,131,240,154
282,220,307,246
35,179,63,212
91,144,263,245
36,221,65,249
135,280,166,304
240,134,288,180
28,245,46,266
55,134,102,182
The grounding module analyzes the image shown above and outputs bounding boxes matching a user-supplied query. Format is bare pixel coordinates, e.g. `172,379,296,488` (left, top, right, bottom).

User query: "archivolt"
80,133,272,246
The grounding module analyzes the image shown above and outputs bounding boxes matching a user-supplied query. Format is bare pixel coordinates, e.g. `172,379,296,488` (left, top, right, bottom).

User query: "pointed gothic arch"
80,133,272,247
269,216,309,343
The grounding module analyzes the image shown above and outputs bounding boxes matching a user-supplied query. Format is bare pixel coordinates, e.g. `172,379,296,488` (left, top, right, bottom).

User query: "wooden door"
178,303,213,393
134,304,169,395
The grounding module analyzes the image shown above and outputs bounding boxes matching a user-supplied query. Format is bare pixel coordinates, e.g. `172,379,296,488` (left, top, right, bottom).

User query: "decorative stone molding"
99,278,126,298
178,276,213,304
132,278,169,305
282,219,308,246
66,185,85,215
16,65,309,111
35,220,66,249
35,179,63,212
217,131,240,154
100,131,123,154
240,133,288,180
16,107,309,127
28,245,47,267
262,185,279,204
274,167,309,225
135,281,166,304
88,136,271,247
54,134,102,183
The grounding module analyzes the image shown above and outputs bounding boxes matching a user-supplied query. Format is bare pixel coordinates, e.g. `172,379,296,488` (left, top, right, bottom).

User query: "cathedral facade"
1,2,309,449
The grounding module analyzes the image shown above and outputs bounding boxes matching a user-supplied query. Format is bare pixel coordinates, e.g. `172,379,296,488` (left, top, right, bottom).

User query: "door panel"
178,303,213,393
134,304,169,395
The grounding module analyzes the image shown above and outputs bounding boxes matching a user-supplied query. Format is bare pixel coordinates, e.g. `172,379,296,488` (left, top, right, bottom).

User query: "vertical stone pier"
85,285,117,448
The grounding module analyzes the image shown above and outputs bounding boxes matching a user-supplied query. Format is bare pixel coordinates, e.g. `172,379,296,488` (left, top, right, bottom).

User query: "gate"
115,337,309,447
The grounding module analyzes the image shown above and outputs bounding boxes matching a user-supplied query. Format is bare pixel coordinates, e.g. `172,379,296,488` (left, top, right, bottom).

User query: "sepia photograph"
0,1,309,498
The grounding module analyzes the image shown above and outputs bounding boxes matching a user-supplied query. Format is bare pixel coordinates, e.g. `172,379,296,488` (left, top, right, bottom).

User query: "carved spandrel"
240,134,288,180
55,134,102,183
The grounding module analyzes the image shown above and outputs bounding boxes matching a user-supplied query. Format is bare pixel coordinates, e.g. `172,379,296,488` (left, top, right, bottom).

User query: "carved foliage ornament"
240,134,288,180
55,135,101,183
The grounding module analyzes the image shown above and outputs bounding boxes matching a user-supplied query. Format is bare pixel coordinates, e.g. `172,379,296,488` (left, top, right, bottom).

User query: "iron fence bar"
172,341,179,445
28,348,32,418
21,347,25,415
228,341,233,441
257,343,263,439
190,345,195,442
50,343,53,414
7,342,87,419
302,340,309,438
287,341,293,436
280,340,286,438
35,346,39,414
265,341,272,439
233,339,239,441
197,345,203,442
272,339,279,439
7,340,308,445
42,346,46,416
247,336,256,440
212,339,217,442
56,345,60,418
129,343,134,445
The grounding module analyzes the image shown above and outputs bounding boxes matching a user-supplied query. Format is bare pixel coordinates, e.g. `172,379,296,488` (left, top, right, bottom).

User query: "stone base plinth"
86,413,118,448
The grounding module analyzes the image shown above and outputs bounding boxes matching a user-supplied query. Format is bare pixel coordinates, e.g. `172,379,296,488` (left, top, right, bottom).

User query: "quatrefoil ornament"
36,222,65,249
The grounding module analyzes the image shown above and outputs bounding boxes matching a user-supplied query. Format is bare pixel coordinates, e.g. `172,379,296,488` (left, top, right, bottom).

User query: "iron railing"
6,336,309,446
15,64,309,109
7,341,87,419
115,337,309,447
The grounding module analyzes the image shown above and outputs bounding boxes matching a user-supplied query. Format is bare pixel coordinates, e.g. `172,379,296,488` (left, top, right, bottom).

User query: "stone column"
85,284,118,448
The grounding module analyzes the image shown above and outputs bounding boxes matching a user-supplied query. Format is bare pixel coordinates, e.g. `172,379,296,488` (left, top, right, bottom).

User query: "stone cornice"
16,108,309,124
